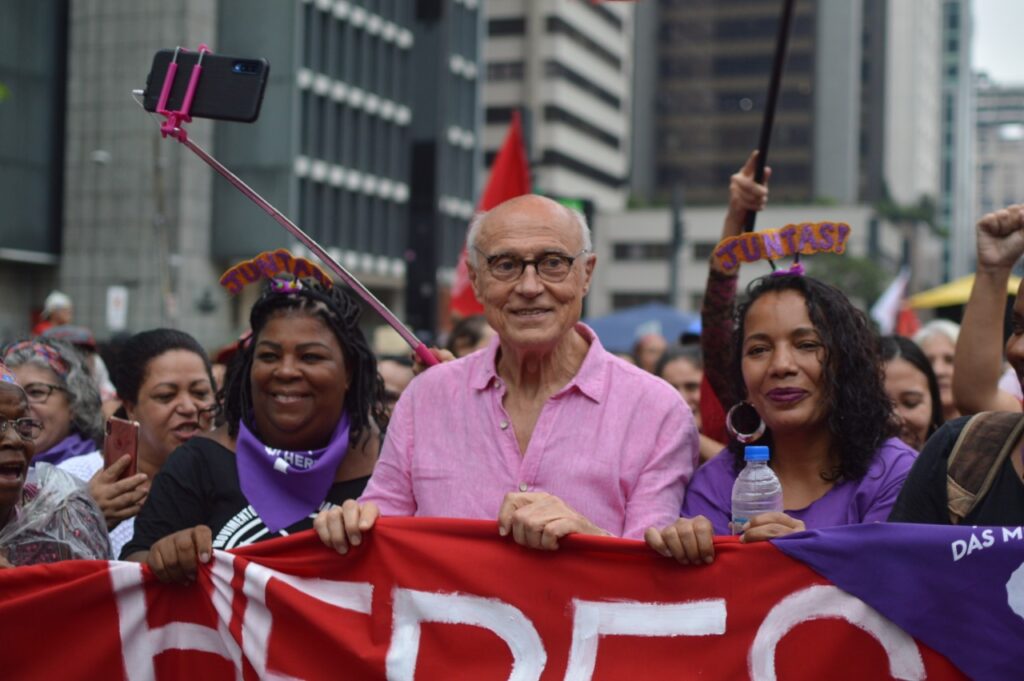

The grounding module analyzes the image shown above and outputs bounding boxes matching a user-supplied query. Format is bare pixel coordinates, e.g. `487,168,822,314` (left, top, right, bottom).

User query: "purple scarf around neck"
34,432,97,467
235,412,351,533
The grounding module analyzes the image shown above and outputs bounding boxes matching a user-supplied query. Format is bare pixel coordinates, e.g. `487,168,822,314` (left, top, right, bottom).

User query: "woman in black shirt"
124,273,387,583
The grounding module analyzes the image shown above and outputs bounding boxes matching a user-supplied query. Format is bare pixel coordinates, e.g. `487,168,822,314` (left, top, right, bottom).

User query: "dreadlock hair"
728,274,896,482
222,277,387,447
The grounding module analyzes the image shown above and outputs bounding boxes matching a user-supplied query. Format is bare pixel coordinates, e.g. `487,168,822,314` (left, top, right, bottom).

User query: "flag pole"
744,0,798,233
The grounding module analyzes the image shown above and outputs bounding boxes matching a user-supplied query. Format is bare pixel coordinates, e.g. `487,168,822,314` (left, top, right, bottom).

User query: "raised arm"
701,151,770,405
954,204,1024,415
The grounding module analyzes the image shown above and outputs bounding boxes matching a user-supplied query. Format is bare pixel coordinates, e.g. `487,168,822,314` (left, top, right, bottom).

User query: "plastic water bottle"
730,445,783,534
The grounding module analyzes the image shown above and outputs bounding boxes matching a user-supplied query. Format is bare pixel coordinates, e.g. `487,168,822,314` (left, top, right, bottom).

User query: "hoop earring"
725,401,766,444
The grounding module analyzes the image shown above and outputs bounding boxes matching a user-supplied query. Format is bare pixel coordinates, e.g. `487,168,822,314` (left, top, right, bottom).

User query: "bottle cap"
744,445,770,462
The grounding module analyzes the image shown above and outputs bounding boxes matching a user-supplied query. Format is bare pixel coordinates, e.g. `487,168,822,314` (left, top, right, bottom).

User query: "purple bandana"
235,412,351,533
33,432,97,467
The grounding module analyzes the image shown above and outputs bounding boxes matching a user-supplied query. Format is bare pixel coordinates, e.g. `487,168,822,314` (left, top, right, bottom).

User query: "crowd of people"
1,159,1022,588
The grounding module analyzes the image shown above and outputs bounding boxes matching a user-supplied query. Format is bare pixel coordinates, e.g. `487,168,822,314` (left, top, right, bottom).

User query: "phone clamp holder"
155,44,211,143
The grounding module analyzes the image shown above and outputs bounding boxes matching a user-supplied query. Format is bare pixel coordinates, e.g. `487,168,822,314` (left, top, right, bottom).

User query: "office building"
940,0,975,279
633,0,944,211
0,0,67,337
54,0,478,348
482,0,634,211
975,76,1024,222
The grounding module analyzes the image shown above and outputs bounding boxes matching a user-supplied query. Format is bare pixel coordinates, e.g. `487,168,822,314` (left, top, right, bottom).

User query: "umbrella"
907,274,1021,309
584,303,700,353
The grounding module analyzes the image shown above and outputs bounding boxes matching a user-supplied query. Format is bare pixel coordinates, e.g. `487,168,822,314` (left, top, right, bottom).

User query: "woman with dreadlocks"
123,265,387,583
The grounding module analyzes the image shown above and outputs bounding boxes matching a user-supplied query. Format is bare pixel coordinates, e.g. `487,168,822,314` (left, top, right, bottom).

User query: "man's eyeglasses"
0,417,43,441
22,382,69,405
475,248,588,283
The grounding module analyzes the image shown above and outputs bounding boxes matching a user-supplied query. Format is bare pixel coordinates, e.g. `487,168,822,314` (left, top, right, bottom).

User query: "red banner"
0,518,963,680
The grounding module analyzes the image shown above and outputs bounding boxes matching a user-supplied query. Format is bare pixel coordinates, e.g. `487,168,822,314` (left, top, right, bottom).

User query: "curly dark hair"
728,274,895,482
879,334,944,440
222,277,388,447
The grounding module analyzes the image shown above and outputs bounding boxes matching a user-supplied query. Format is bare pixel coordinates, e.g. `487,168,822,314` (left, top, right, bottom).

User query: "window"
489,17,525,36
543,105,620,150
487,61,524,81
692,241,716,260
612,293,670,310
544,60,621,110
546,16,621,70
613,243,672,261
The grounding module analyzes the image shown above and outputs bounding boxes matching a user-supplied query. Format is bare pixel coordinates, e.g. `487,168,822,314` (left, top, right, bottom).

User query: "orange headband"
712,222,851,274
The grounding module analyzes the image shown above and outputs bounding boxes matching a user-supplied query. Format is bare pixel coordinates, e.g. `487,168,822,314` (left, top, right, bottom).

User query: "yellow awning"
907,274,1021,309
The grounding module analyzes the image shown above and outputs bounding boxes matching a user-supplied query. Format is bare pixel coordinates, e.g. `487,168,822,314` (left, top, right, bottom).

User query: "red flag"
895,304,921,337
449,110,531,318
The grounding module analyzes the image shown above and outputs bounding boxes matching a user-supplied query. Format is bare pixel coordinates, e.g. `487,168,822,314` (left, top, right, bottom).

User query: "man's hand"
88,455,148,530
411,347,456,376
147,525,212,584
313,500,380,554
644,516,716,565
497,492,609,550
740,512,805,543
976,204,1024,272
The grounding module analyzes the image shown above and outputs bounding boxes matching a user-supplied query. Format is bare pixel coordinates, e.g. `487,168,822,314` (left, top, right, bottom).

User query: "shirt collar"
468,322,608,403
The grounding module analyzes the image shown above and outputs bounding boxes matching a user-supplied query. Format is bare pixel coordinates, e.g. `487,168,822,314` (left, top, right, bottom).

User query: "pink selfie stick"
151,45,438,367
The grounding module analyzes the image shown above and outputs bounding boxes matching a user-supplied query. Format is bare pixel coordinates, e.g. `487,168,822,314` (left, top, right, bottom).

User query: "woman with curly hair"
647,273,916,564
123,273,387,583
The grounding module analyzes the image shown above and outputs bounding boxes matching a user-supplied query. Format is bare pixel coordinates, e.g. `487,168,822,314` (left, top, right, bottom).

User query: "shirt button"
519,482,528,492
500,421,509,429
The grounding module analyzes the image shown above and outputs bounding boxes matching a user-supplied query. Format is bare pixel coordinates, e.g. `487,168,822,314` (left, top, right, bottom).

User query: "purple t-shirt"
681,438,917,535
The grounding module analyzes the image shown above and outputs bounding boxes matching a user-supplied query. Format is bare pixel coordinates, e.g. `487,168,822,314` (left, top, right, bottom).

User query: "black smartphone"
142,49,270,123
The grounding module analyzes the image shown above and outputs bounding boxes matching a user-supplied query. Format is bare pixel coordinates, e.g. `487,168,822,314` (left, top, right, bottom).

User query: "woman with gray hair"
4,338,148,547
3,338,103,465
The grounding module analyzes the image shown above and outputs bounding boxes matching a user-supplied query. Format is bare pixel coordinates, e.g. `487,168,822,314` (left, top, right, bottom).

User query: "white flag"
870,267,911,335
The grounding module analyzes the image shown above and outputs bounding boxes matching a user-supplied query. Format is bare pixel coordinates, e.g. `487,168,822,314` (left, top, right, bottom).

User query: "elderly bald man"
316,195,698,551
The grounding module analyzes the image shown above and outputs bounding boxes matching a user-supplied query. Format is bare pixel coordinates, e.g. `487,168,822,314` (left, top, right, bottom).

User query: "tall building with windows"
53,0,478,348
940,0,975,279
975,76,1024,221
0,0,67,336
482,0,634,211
633,0,944,211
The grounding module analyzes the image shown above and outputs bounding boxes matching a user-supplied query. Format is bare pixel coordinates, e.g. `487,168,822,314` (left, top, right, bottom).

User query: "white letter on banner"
1006,561,1024,620
240,561,373,679
110,555,243,681
563,599,727,681
387,588,546,681
749,585,925,681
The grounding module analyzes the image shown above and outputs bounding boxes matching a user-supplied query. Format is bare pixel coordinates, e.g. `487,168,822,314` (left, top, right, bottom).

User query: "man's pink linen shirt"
360,324,698,539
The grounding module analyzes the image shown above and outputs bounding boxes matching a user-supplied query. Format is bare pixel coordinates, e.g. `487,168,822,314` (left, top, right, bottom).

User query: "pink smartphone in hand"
102,417,140,480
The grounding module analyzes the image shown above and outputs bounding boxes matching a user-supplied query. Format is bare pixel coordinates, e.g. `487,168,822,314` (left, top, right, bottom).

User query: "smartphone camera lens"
232,60,258,74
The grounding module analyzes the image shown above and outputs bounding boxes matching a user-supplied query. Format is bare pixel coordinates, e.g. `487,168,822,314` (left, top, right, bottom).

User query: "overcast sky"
973,0,1024,85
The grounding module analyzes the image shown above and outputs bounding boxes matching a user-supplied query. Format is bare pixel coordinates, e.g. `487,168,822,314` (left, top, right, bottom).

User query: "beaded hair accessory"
3,341,70,380
0,361,17,385
712,221,851,275
219,249,333,295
